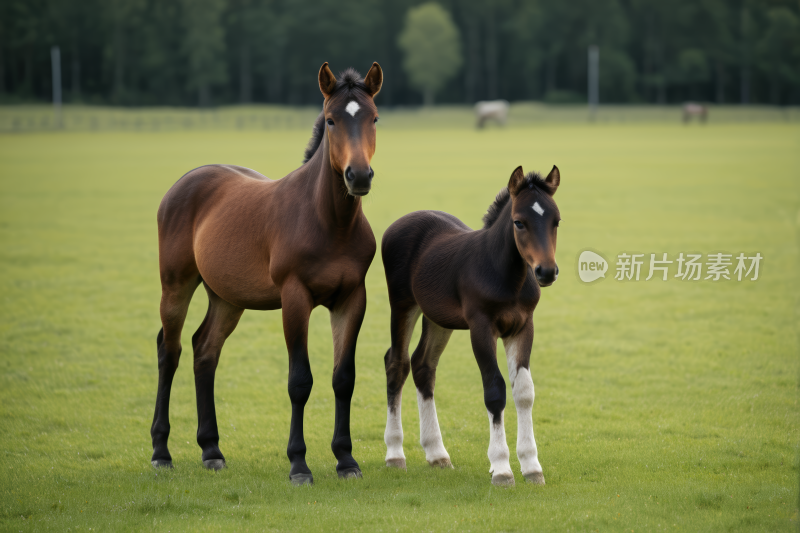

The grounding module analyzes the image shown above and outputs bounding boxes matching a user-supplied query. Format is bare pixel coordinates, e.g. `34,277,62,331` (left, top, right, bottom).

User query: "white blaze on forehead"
532,202,545,216
345,101,360,117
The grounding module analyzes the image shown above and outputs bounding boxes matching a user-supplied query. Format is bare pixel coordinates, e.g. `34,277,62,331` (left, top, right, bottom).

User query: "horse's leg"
329,283,368,479
280,278,315,485
151,275,200,468
411,317,454,468
502,320,544,485
191,283,244,470
469,318,513,486
383,304,421,469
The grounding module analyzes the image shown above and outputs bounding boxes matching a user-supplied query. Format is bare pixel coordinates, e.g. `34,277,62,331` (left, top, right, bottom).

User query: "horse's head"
318,62,383,196
508,165,561,287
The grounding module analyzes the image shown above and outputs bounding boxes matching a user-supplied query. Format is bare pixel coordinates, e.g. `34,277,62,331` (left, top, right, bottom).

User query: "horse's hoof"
385,458,407,470
428,457,453,469
203,459,226,471
338,467,362,480
290,473,314,486
491,472,515,486
524,472,545,485
151,459,173,469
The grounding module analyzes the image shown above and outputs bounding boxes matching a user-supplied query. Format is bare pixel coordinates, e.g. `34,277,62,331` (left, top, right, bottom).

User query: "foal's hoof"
290,473,314,486
524,472,545,485
385,458,407,470
491,472,516,486
428,457,453,469
338,467,362,480
203,459,226,471
151,459,173,469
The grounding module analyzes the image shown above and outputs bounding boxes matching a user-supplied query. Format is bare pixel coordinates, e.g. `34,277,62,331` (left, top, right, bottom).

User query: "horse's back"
382,210,470,307
157,164,274,286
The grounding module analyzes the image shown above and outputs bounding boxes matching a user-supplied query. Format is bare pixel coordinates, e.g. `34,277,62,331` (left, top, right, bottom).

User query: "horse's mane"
303,68,368,164
482,171,554,228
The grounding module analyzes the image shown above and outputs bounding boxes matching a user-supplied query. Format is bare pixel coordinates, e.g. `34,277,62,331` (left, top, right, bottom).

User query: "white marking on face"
532,202,545,216
345,101,360,117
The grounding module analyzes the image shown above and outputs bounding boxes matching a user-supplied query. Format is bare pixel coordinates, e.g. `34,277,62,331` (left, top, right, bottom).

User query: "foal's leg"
191,284,244,470
280,278,315,485
329,283,368,479
411,317,454,468
383,304,421,469
469,319,513,486
151,276,200,468
502,321,544,484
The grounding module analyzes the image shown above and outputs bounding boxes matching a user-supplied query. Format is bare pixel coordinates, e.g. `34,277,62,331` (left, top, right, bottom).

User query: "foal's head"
508,166,561,286
318,62,383,196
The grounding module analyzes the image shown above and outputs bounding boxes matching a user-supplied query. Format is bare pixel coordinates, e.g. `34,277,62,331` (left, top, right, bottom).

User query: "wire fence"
0,104,798,133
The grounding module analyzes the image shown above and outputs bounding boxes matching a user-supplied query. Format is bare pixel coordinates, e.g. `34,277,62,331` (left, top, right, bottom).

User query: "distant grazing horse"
475,100,510,128
382,165,561,486
683,102,708,123
150,62,383,485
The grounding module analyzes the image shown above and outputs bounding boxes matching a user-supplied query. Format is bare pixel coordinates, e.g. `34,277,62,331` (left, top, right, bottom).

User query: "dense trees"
1,0,798,106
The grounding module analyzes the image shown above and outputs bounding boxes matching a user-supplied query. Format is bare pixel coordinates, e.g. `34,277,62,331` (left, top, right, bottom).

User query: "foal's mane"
482,171,555,228
303,68,370,164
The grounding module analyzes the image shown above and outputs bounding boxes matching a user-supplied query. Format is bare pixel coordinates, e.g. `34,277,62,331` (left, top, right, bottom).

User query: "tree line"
1,0,798,107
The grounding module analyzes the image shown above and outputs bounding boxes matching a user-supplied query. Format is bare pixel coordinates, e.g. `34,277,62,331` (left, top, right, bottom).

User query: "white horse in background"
475,100,509,129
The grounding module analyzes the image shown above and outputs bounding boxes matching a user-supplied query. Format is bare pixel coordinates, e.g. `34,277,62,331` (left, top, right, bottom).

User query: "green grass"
0,116,798,531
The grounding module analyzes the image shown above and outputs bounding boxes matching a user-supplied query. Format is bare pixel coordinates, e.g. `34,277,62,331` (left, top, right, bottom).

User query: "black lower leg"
287,358,313,481
151,328,179,466
332,355,360,476
194,362,225,467
483,368,507,424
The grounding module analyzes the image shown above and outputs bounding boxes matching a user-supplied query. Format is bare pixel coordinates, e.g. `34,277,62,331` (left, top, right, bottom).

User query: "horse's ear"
319,62,337,99
364,62,383,97
508,166,525,196
545,165,560,195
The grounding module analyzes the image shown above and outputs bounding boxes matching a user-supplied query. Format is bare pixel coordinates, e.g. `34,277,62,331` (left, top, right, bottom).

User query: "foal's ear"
507,166,525,196
319,62,337,99
545,165,560,195
364,62,383,97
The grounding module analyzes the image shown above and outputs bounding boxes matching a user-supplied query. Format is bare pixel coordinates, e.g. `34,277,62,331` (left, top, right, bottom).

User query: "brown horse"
381,165,560,486
150,62,383,485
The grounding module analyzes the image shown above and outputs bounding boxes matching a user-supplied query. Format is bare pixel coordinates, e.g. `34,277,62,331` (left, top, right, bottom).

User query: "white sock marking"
345,101,360,117
384,393,406,464
417,389,451,465
504,336,542,476
532,202,545,216
487,410,513,476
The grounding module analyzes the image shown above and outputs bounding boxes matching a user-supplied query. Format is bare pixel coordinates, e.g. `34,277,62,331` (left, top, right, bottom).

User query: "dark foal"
382,165,561,486
150,62,383,485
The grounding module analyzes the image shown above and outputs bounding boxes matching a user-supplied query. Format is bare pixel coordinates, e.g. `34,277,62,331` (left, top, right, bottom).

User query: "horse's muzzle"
534,264,558,287
345,166,373,196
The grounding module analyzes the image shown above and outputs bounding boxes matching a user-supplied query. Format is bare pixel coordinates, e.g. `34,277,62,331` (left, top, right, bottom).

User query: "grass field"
0,113,798,531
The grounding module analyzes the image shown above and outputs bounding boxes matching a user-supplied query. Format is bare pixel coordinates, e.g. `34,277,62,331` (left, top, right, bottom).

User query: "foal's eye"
514,220,524,230
554,220,560,228
326,119,334,126
374,117,379,123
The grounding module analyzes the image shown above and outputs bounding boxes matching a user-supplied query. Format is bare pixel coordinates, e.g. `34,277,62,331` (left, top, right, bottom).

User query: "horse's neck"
483,202,528,287
306,134,362,230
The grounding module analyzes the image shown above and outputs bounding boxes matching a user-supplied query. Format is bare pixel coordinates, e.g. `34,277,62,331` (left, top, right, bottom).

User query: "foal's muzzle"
534,264,559,287
344,166,374,196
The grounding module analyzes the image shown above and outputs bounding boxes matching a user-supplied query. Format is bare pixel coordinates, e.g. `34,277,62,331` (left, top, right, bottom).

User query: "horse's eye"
326,119,334,126
514,220,524,229
555,220,560,228
374,117,379,123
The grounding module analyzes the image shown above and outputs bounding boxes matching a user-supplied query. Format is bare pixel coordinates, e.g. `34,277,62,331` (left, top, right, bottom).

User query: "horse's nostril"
534,265,542,278
345,167,354,181
555,266,559,276
368,167,374,179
